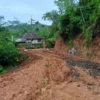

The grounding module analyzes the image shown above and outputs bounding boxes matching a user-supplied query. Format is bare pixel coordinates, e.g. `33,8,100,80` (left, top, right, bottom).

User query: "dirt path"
0,49,69,100
0,49,100,100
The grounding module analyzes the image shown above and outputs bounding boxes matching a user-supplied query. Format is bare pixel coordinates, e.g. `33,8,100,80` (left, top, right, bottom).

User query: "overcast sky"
0,0,57,25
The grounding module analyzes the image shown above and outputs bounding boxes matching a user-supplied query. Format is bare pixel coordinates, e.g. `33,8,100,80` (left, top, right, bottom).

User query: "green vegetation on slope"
43,0,100,49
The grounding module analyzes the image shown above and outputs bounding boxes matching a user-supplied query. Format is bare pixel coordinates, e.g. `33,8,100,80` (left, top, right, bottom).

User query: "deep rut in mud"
66,57,100,77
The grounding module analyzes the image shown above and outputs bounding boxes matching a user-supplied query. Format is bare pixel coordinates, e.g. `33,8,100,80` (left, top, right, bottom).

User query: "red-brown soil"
54,36,100,61
0,49,100,100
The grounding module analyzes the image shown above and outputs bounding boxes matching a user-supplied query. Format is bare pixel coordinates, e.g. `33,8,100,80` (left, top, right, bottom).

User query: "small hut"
16,33,44,48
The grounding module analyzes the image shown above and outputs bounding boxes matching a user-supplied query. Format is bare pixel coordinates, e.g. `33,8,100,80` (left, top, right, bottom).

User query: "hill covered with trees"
42,0,100,59
43,0,100,48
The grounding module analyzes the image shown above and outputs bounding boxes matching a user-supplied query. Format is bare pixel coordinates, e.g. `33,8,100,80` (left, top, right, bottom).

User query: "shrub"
0,36,24,66
0,65,3,72
46,41,55,48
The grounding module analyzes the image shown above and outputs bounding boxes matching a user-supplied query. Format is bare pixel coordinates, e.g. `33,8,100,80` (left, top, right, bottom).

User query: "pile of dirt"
36,64,100,100
0,49,100,100
0,49,69,100
36,81,100,100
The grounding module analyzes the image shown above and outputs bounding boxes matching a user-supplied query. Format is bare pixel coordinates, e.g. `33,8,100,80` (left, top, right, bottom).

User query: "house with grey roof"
16,33,44,48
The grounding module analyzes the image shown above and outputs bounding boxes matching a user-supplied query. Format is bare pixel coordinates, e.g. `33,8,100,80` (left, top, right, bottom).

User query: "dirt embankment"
0,49,100,100
54,36,100,61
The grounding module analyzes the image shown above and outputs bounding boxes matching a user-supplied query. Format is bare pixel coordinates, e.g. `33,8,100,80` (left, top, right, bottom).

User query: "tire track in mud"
66,57,100,77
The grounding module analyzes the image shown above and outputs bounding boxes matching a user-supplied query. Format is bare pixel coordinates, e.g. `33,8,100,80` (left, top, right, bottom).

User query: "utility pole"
30,16,35,33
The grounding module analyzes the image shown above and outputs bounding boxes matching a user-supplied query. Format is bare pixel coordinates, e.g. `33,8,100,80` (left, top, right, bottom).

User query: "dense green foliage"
0,35,23,66
43,0,100,49
0,21,26,73
42,10,59,47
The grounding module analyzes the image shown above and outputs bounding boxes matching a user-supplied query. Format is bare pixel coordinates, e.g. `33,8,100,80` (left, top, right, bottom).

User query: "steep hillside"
54,36,100,61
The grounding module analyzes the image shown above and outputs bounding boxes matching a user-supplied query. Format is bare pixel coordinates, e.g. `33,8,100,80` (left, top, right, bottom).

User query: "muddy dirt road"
0,49,100,100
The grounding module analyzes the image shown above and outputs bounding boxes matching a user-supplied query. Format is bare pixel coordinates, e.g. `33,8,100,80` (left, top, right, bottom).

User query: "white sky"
0,0,57,25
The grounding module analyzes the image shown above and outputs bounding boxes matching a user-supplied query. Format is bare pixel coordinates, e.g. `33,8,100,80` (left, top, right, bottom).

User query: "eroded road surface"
0,49,100,100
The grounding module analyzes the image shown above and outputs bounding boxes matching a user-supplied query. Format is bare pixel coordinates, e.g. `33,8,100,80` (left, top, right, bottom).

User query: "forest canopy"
43,0,100,48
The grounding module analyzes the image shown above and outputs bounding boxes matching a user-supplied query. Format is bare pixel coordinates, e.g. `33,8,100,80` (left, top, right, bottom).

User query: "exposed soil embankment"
54,36,100,61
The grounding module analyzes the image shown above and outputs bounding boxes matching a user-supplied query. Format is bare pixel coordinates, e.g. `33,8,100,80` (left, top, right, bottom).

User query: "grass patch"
0,65,8,74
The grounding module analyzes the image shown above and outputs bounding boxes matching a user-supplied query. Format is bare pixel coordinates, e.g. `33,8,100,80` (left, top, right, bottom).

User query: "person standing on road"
71,47,76,56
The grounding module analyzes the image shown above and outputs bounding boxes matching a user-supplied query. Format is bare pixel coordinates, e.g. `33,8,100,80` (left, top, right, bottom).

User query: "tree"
0,16,4,25
43,0,100,50
54,0,66,14
42,10,59,24
42,10,60,38
0,26,24,66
